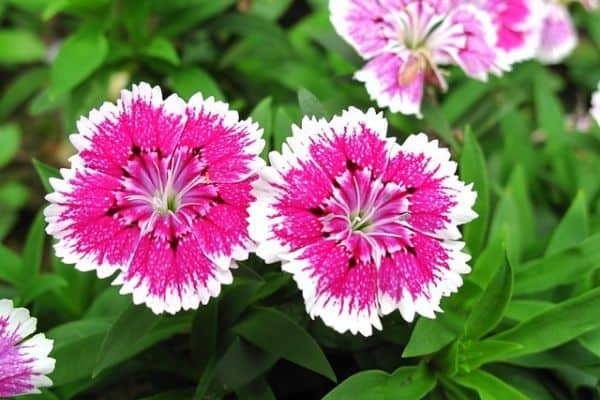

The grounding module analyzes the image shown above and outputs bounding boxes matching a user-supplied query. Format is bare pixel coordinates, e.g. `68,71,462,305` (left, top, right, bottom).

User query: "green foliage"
1,1,600,399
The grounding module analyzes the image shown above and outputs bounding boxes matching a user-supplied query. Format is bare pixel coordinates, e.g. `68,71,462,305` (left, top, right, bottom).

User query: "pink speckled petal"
355,52,425,117
250,108,476,335
0,300,54,397
537,2,578,64
45,82,265,315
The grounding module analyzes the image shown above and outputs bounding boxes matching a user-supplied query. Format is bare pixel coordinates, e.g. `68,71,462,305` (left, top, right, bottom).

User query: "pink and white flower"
537,1,578,64
0,300,54,397
330,0,507,117
249,108,477,336
580,0,599,11
591,83,600,125
469,0,541,64
44,83,264,314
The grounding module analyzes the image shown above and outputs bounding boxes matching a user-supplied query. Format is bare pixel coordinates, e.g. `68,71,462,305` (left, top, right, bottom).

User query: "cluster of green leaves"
2,0,600,399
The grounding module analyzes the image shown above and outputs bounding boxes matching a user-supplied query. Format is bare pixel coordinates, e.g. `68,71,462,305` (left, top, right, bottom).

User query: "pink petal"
434,5,507,79
44,168,142,279
116,225,230,314
537,2,578,64
355,52,425,117
591,82,600,126
0,300,54,397
179,94,264,183
329,0,395,59
74,83,187,178
250,108,477,335
481,0,541,63
45,82,265,315
378,233,470,321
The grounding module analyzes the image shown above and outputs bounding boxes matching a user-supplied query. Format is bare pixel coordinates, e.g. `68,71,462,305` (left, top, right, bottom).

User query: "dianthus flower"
537,1,579,64
591,83,600,125
468,0,541,64
249,108,476,336
45,83,264,314
0,300,54,397
330,0,507,117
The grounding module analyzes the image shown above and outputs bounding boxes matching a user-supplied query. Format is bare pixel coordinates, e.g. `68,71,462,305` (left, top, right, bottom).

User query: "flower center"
107,146,220,233
152,190,179,215
318,168,413,265
349,211,372,232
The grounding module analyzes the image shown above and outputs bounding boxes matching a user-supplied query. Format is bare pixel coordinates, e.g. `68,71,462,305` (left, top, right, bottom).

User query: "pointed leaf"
298,88,327,118
94,304,161,376
453,369,529,400
514,233,600,295
546,191,588,255
490,286,600,358
464,261,512,339
250,97,273,158
233,306,336,382
323,365,435,400
33,159,60,193
460,127,489,257
50,28,108,95
403,311,462,357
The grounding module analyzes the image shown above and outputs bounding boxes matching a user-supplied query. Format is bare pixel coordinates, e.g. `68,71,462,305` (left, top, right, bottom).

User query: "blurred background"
2,1,600,399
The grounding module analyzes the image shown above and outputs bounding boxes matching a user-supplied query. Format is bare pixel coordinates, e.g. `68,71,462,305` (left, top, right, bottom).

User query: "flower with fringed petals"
44,82,265,314
0,299,55,397
330,0,508,117
536,0,579,64
249,107,477,336
467,0,542,64
591,82,600,126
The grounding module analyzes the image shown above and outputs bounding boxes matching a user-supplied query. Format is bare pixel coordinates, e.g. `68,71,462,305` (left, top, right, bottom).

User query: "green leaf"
142,36,180,65
217,337,278,390
489,166,534,266
21,274,67,305
505,300,553,322
468,230,505,289
442,80,490,124
50,28,108,96
93,304,161,377
0,182,28,209
48,319,111,385
43,0,110,19
190,299,218,367
0,67,47,119
273,106,294,151
33,159,60,193
236,378,277,400
155,0,236,37
233,306,336,382
421,100,458,152
21,210,45,278
169,66,224,100
0,29,46,65
489,286,600,358
139,389,195,400
0,123,21,169
453,369,529,400
403,312,461,358
514,233,600,295
298,88,327,118
247,0,292,20
459,127,489,257
458,340,524,372
323,365,436,400
545,191,588,255
0,244,21,284
464,261,512,339
250,97,273,158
